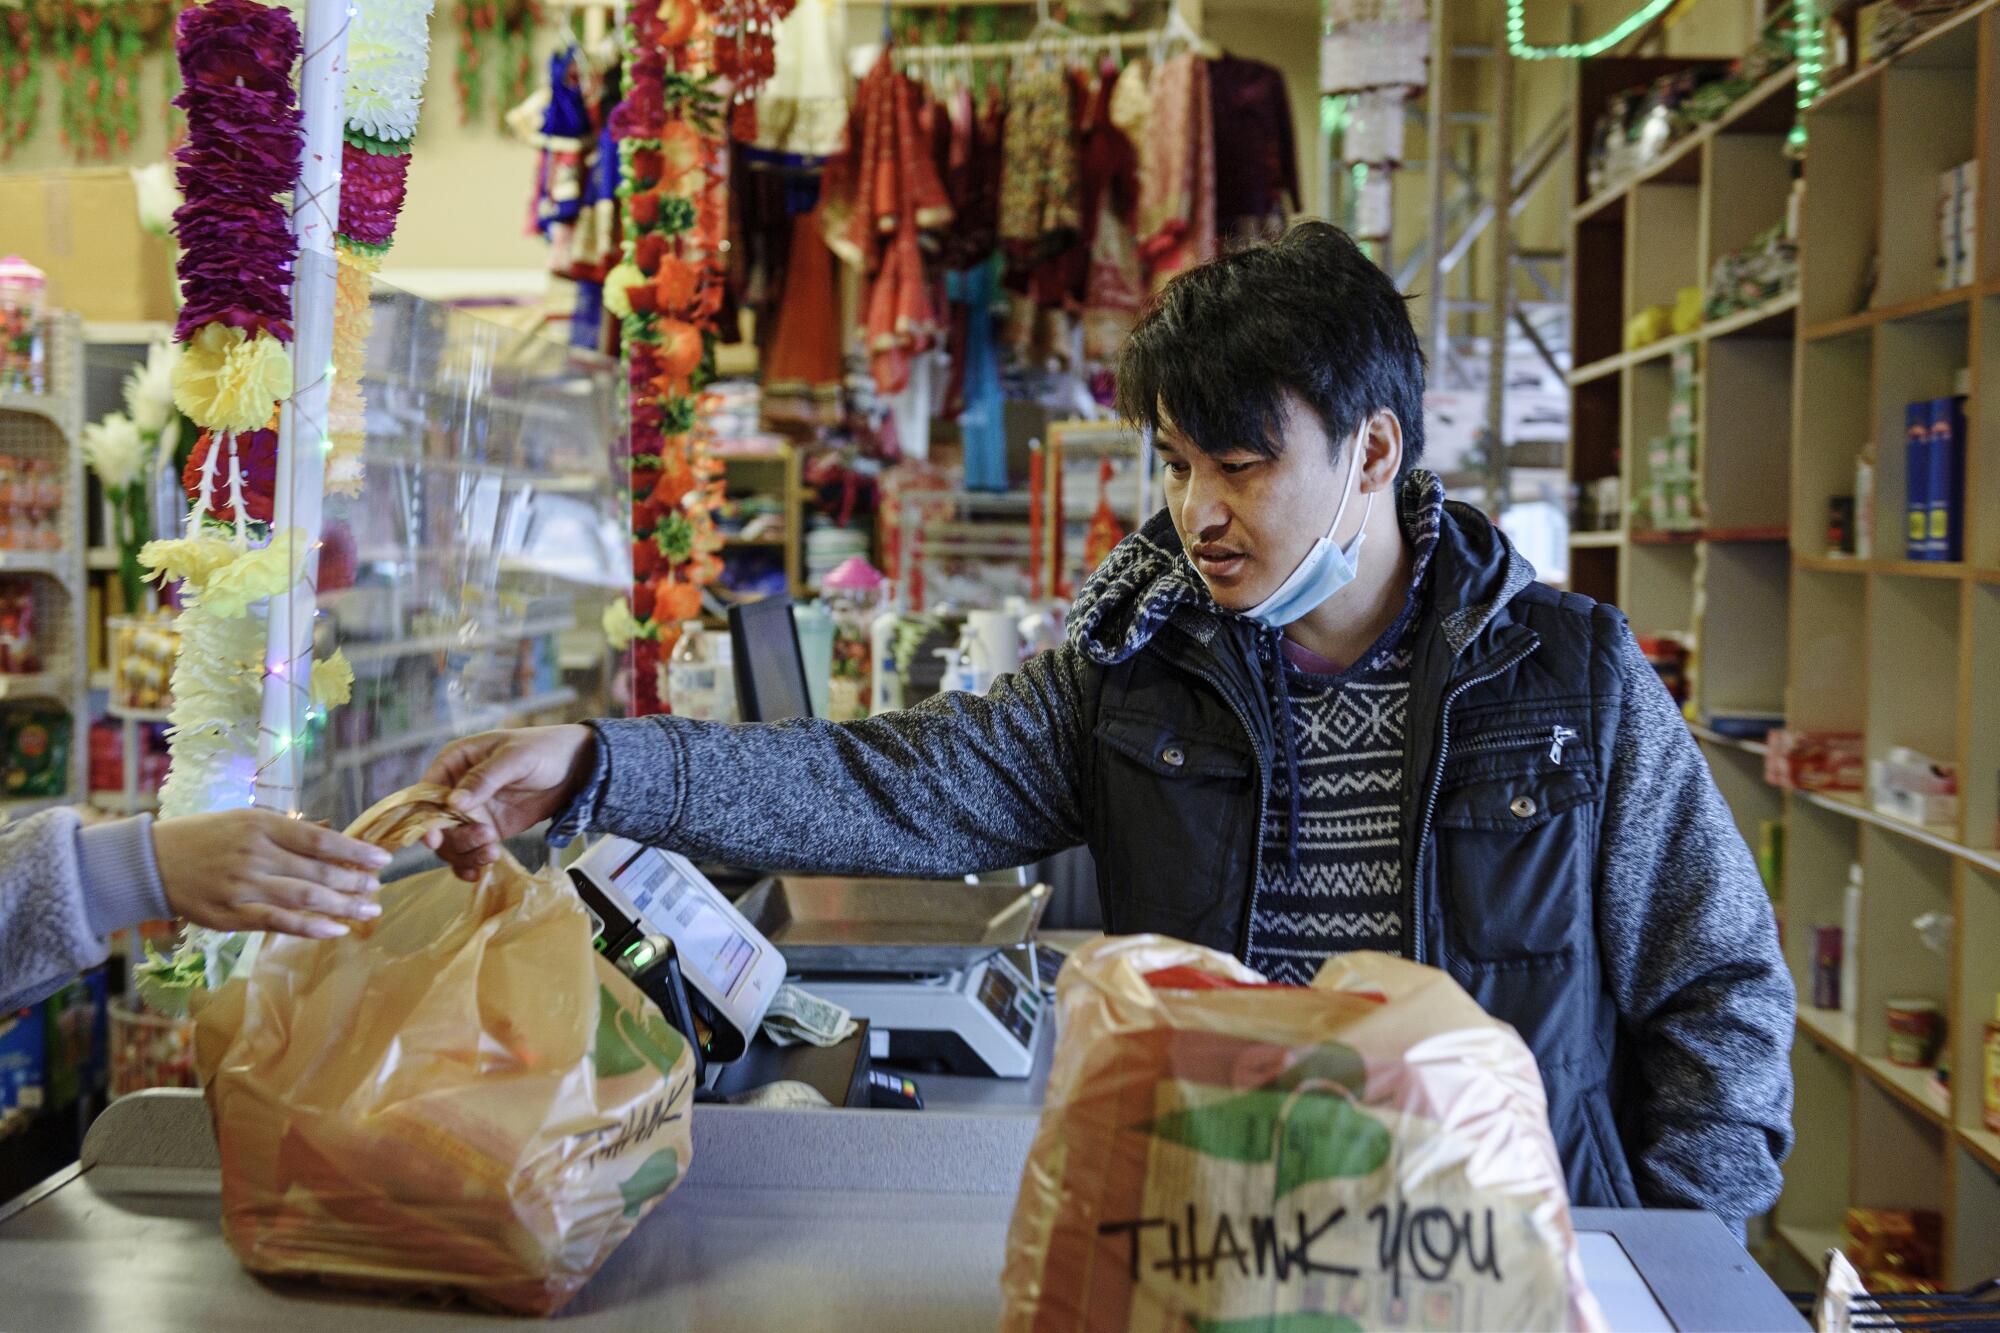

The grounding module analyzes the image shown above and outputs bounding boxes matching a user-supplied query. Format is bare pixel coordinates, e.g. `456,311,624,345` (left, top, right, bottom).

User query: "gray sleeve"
554,646,1096,877
1596,628,1795,1221
1,812,168,1012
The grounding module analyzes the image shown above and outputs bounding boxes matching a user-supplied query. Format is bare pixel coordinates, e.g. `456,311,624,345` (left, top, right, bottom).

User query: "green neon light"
1789,0,1825,155
1506,0,1678,60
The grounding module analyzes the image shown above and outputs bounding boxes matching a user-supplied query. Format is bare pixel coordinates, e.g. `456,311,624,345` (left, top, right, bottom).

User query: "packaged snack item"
1765,730,1866,792
1841,1207,1941,1293
1,706,71,796
0,580,35,673
110,614,179,712
1884,998,1943,1068
195,786,696,1315
1001,937,1605,1332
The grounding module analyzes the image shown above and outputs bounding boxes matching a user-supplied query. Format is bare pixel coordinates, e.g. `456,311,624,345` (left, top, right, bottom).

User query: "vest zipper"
1408,635,1542,962
1452,723,1579,765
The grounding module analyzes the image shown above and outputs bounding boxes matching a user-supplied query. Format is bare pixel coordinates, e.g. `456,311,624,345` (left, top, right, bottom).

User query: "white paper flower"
345,0,437,144
130,162,181,239
124,338,178,436
82,412,148,491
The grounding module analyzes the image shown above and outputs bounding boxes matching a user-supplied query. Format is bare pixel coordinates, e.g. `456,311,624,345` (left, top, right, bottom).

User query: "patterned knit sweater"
1244,474,1443,983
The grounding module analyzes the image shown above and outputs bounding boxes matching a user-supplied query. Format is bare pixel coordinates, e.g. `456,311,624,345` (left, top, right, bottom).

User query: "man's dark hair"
1115,221,1426,475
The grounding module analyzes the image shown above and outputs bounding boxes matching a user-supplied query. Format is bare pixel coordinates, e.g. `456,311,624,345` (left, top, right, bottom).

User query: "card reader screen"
612,849,758,998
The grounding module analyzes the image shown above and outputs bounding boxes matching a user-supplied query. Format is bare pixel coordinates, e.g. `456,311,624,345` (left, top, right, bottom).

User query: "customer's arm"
426,646,1099,879
0,811,166,1012
0,809,389,1013
1596,629,1795,1222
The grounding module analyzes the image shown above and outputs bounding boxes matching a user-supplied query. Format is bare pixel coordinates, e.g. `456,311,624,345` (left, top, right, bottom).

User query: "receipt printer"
568,837,786,1065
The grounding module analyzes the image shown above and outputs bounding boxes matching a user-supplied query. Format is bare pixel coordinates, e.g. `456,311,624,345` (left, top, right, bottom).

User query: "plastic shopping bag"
1000,937,1605,1332
193,785,695,1315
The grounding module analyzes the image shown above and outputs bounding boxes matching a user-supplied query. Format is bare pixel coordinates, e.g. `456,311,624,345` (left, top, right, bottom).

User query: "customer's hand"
153,809,391,939
420,724,597,880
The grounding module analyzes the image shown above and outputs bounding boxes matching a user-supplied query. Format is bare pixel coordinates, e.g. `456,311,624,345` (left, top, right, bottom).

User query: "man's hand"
420,724,598,880
153,809,391,939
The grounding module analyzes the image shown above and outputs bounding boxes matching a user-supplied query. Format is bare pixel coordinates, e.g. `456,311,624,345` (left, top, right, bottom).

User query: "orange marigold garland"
614,0,791,714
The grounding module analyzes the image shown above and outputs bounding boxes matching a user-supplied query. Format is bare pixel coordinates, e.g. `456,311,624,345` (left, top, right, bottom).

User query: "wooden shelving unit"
1566,57,1799,741
1772,2,2000,1289
714,442,805,598
0,314,89,809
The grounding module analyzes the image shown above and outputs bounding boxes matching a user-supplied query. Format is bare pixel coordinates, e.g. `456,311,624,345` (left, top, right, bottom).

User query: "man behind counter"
422,221,1794,1225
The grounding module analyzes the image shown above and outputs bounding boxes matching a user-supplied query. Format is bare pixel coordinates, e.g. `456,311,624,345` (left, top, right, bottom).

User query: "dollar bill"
761,983,858,1048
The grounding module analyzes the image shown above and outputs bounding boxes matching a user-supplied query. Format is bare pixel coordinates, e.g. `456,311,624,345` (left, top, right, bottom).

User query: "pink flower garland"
169,0,303,344
336,140,413,252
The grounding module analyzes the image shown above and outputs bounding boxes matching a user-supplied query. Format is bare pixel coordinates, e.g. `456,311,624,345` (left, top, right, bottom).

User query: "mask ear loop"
1319,423,1372,545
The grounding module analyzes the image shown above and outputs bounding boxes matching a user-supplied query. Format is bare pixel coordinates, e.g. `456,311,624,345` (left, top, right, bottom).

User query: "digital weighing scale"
732,876,1053,1079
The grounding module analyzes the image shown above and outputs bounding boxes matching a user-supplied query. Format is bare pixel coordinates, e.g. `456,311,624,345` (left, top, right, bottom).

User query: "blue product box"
1905,401,1934,559
0,1001,47,1115
1927,395,1966,563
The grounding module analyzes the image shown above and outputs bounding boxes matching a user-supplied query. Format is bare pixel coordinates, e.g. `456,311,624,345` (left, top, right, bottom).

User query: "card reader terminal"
568,837,786,1063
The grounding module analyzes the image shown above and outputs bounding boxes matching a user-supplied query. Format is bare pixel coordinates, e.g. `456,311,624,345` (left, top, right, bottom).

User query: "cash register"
567,599,1053,1082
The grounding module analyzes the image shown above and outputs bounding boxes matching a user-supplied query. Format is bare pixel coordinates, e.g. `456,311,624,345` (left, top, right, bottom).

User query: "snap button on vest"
1510,795,1538,819
1161,746,1186,768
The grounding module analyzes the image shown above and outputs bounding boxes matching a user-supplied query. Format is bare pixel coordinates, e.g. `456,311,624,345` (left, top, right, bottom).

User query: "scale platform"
736,876,1053,1078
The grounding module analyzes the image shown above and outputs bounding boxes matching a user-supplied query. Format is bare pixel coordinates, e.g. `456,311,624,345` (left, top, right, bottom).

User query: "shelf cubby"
1793,330,1872,558
1954,867,1999,1146
1786,566,1868,732
1873,312,1971,563
1628,181,1704,326
1781,1028,1855,1250
1864,573,1962,772
1950,1145,2000,1285
1696,541,1789,722
1965,583,2000,852
1799,79,1880,328
1783,794,1862,1007
1703,131,1793,274
1573,215,1629,370
1855,833,1954,1067
1703,336,1793,531
1702,739,1781,856
1622,541,1697,641
1874,23,1978,312
1571,371,1622,488
1852,1071,1948,1219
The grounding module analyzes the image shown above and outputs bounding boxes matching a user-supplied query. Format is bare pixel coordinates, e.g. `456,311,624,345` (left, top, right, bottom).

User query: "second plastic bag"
193,785,695,1315
1000,936,1605,1332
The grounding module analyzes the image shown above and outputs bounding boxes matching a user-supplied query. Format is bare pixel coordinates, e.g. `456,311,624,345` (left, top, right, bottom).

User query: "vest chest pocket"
1434,724,1598,964
1092,710,1257,932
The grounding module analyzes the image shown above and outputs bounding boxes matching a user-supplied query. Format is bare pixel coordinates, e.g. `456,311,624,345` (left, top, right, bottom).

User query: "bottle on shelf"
664,621,737,723
869,600,903,717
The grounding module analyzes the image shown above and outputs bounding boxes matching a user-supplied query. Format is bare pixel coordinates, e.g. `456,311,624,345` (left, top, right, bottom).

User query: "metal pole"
1484,14,1513,519
1423,1,1448,369
255,0,349,812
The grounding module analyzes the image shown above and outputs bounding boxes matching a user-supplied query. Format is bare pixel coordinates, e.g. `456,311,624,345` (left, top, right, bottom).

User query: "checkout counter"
0,916,1807,1332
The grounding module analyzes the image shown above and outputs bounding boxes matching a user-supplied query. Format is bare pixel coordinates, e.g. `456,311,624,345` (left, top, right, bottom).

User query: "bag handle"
343,782,479,853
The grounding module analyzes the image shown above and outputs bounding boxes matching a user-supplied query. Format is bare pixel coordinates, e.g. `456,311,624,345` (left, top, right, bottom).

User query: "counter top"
0,1090,1807,1332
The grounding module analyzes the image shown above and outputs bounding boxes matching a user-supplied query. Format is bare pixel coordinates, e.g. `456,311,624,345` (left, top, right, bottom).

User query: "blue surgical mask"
1241,431,1374,629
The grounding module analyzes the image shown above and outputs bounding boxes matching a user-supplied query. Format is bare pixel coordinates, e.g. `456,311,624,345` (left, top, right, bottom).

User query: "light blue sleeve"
0,812,167,1012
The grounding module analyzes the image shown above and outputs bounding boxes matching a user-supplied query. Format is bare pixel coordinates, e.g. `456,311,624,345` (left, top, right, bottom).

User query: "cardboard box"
0,169,175,323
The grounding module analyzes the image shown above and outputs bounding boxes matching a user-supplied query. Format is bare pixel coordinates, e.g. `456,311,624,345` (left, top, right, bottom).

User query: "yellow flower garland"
171,324,294,434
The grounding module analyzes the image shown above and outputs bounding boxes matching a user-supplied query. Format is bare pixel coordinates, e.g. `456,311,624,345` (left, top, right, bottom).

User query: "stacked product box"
1643,348,1701,531
1938,160,1978,292
1904,394,1966,561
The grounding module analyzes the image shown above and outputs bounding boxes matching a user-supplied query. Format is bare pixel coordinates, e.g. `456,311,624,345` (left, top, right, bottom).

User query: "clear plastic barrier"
298,275,627,831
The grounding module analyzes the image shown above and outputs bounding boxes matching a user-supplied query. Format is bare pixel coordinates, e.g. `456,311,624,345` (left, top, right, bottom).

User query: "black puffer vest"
1071,494,1645,1209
